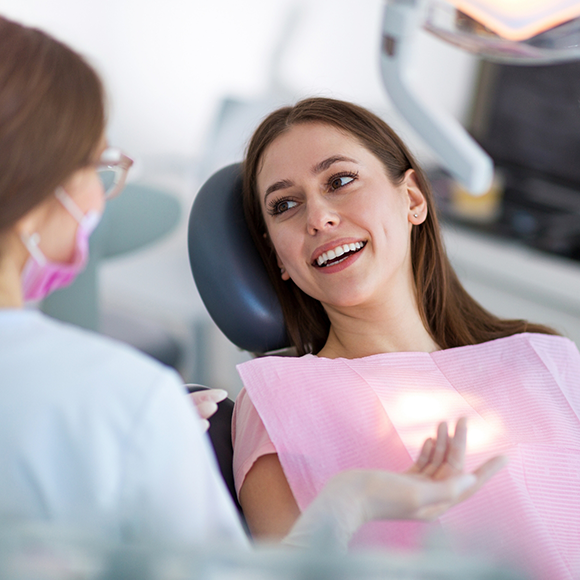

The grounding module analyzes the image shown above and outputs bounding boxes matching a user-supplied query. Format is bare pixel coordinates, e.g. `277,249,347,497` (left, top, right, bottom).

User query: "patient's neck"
317,295,439,360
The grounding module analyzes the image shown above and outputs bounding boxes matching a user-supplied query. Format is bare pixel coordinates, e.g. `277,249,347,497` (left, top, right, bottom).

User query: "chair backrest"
188,163,289,354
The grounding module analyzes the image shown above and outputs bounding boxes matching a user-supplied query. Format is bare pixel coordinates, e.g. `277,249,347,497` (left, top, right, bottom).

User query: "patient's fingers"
421,422,448,475
450,417,467,466
435,417,467,478
468,455,509,495
188,388,228,404
188,389,228,418
407,437,434,474
193,399,219,420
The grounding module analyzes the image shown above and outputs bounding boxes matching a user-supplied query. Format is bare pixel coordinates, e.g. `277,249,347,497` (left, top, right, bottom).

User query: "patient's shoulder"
232,389,276,497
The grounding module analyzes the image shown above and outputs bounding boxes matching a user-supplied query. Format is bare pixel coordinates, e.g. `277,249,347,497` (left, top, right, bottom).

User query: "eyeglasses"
97,148,134,199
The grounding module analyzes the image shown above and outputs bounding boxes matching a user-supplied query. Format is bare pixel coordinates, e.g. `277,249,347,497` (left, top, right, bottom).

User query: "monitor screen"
470,60,580,188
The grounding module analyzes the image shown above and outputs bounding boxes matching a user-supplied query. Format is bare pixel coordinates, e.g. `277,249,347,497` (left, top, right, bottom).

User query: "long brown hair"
243,97,557,355
0,17,105,235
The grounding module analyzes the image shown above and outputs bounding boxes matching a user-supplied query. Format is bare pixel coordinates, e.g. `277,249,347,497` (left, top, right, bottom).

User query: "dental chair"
188,163,288,355
186,384,244,519
187,163,289,522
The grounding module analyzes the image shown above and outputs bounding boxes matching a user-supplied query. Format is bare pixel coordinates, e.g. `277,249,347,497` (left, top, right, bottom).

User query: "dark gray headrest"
188,163,288,353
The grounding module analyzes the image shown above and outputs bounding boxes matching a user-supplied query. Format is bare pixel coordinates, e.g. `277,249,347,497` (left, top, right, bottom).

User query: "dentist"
0,15,247,546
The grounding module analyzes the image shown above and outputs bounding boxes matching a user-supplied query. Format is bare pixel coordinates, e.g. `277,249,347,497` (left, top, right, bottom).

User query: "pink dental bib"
235,333,580,580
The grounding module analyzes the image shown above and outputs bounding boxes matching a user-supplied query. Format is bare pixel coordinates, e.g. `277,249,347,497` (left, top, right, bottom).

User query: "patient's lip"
311,238,366,265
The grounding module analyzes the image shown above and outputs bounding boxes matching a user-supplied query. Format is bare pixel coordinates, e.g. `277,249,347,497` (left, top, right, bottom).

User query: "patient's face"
256,122,423,311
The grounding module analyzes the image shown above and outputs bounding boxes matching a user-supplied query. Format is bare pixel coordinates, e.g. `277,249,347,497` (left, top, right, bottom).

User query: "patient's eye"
328,172,358,191
268,198,298,216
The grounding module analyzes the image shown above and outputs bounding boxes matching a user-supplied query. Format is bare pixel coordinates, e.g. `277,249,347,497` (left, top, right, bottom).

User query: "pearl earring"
413,213,418,218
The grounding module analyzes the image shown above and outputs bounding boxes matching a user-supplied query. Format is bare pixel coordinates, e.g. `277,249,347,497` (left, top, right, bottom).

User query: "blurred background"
3,0,580,396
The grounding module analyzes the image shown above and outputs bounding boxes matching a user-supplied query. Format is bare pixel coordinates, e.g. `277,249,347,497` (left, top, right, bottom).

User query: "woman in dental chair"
0,16,505,552
233,98,580,578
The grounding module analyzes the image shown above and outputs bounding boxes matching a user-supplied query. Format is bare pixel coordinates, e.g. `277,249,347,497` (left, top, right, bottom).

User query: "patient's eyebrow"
312,155,358,174
265,179,293,200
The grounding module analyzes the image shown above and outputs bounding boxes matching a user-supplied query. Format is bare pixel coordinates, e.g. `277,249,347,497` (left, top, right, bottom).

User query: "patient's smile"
314,241,366,267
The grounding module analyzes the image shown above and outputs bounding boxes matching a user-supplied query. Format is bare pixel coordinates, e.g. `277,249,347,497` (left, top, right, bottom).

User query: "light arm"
380,0,494,194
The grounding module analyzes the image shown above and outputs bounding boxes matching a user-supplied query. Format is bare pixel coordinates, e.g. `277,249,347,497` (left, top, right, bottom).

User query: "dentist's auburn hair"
0,16,105,235
243,97,557,355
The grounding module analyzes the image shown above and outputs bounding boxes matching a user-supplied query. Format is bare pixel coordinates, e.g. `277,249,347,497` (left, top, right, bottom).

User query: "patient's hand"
357,417,507,522
283,418,508,548
185,386,228,432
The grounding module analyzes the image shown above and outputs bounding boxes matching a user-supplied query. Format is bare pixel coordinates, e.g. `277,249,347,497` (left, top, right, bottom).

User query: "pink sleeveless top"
233,333,580,579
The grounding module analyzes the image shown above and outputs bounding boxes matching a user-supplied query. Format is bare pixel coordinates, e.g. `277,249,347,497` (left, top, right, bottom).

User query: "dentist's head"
0,17,131,305
0,16,105,232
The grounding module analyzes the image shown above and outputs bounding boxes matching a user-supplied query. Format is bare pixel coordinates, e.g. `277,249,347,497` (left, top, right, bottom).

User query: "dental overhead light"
380,0,580,194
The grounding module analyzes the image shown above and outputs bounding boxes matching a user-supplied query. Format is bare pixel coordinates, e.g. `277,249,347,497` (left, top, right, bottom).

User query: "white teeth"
316,241,365,267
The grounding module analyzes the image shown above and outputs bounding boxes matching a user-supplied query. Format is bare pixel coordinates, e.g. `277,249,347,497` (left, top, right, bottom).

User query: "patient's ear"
276,256,290,281
405,169,427,224
265,231,290,281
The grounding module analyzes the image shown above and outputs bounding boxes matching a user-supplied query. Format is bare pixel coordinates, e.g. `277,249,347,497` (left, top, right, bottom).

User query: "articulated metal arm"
380,0,494,195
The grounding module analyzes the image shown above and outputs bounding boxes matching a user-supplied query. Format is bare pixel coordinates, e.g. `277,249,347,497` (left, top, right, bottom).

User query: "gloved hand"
185,385,228,432
282,418,508,549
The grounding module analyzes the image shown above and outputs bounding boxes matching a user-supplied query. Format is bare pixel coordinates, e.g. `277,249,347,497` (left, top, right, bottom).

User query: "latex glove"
185,385,228,432
282,418,507,550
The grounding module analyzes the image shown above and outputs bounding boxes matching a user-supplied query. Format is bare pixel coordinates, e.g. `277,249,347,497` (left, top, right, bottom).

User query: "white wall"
0,0,478,166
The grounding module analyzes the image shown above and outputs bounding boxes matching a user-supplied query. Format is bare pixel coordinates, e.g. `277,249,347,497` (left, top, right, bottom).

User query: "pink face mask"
20,188,102,302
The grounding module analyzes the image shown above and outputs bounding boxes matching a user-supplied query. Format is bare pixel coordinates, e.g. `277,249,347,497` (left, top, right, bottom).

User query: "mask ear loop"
20,187,86,267
20,232,46,266
55,187,85,224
